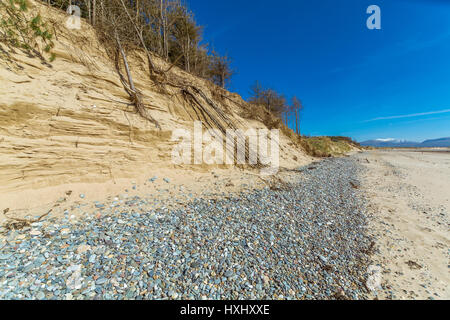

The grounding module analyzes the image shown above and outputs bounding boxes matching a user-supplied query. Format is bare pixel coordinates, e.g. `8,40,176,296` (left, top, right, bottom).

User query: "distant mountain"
420,137,450,147
360,139,419,148
360,137,450,148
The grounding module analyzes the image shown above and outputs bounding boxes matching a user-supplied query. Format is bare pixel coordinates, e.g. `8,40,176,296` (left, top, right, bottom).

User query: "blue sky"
187,0,450,142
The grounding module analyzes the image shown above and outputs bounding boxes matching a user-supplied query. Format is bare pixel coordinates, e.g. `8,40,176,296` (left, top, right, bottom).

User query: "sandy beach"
1,147,448,300
1,0,450,306
359,149,450,300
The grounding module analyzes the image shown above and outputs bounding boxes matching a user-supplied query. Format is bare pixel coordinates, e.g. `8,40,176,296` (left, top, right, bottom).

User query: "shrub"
300,136,356,157
0,0,55,62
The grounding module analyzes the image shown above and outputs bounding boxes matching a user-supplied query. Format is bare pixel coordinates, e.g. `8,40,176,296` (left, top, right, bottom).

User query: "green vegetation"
301,136,360,158
0,0,55,62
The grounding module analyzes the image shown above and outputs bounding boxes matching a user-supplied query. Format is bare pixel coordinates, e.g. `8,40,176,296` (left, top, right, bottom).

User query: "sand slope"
0,1,311,218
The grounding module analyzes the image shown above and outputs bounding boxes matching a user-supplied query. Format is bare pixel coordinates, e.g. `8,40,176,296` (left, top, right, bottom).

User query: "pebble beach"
0,157,374,300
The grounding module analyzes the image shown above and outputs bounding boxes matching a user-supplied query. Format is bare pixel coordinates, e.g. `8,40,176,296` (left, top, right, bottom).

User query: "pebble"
36,292,45,300
0,157,373,300
0,254,12,260
77,245,91,254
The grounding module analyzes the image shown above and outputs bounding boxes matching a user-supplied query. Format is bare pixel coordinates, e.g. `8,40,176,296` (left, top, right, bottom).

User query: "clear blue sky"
187,0,450,142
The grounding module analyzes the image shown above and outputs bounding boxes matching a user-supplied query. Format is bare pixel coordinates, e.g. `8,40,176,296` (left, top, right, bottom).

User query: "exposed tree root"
115,33,161,130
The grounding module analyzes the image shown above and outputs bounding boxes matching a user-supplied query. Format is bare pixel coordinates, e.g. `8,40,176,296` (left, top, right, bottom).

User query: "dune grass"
301,136,358,157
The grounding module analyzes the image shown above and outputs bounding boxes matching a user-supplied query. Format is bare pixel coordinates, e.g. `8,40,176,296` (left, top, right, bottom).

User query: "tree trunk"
186,34,191,72
92,0,96,26
160,0,168,60
116,34,136,92
117,0,157,73
88,0,91,24
136,0,139,21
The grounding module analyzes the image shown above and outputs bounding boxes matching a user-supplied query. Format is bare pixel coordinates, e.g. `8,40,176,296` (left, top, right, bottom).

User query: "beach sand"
359,149,449,300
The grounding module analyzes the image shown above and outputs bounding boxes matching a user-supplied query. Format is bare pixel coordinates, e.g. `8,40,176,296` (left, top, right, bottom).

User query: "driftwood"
2,208,53,232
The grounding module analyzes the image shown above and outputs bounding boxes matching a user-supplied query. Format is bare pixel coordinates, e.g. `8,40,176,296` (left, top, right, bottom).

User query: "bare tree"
248,81,290,120
209,50,234,88
37,0,236,88
249,81,264,105
291,96,304,135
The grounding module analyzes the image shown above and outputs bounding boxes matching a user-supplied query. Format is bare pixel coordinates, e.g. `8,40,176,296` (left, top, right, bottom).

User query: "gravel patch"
0,157,373,300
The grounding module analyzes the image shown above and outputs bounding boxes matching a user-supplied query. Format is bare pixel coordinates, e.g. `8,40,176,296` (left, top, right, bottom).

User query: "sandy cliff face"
0,1,309,212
